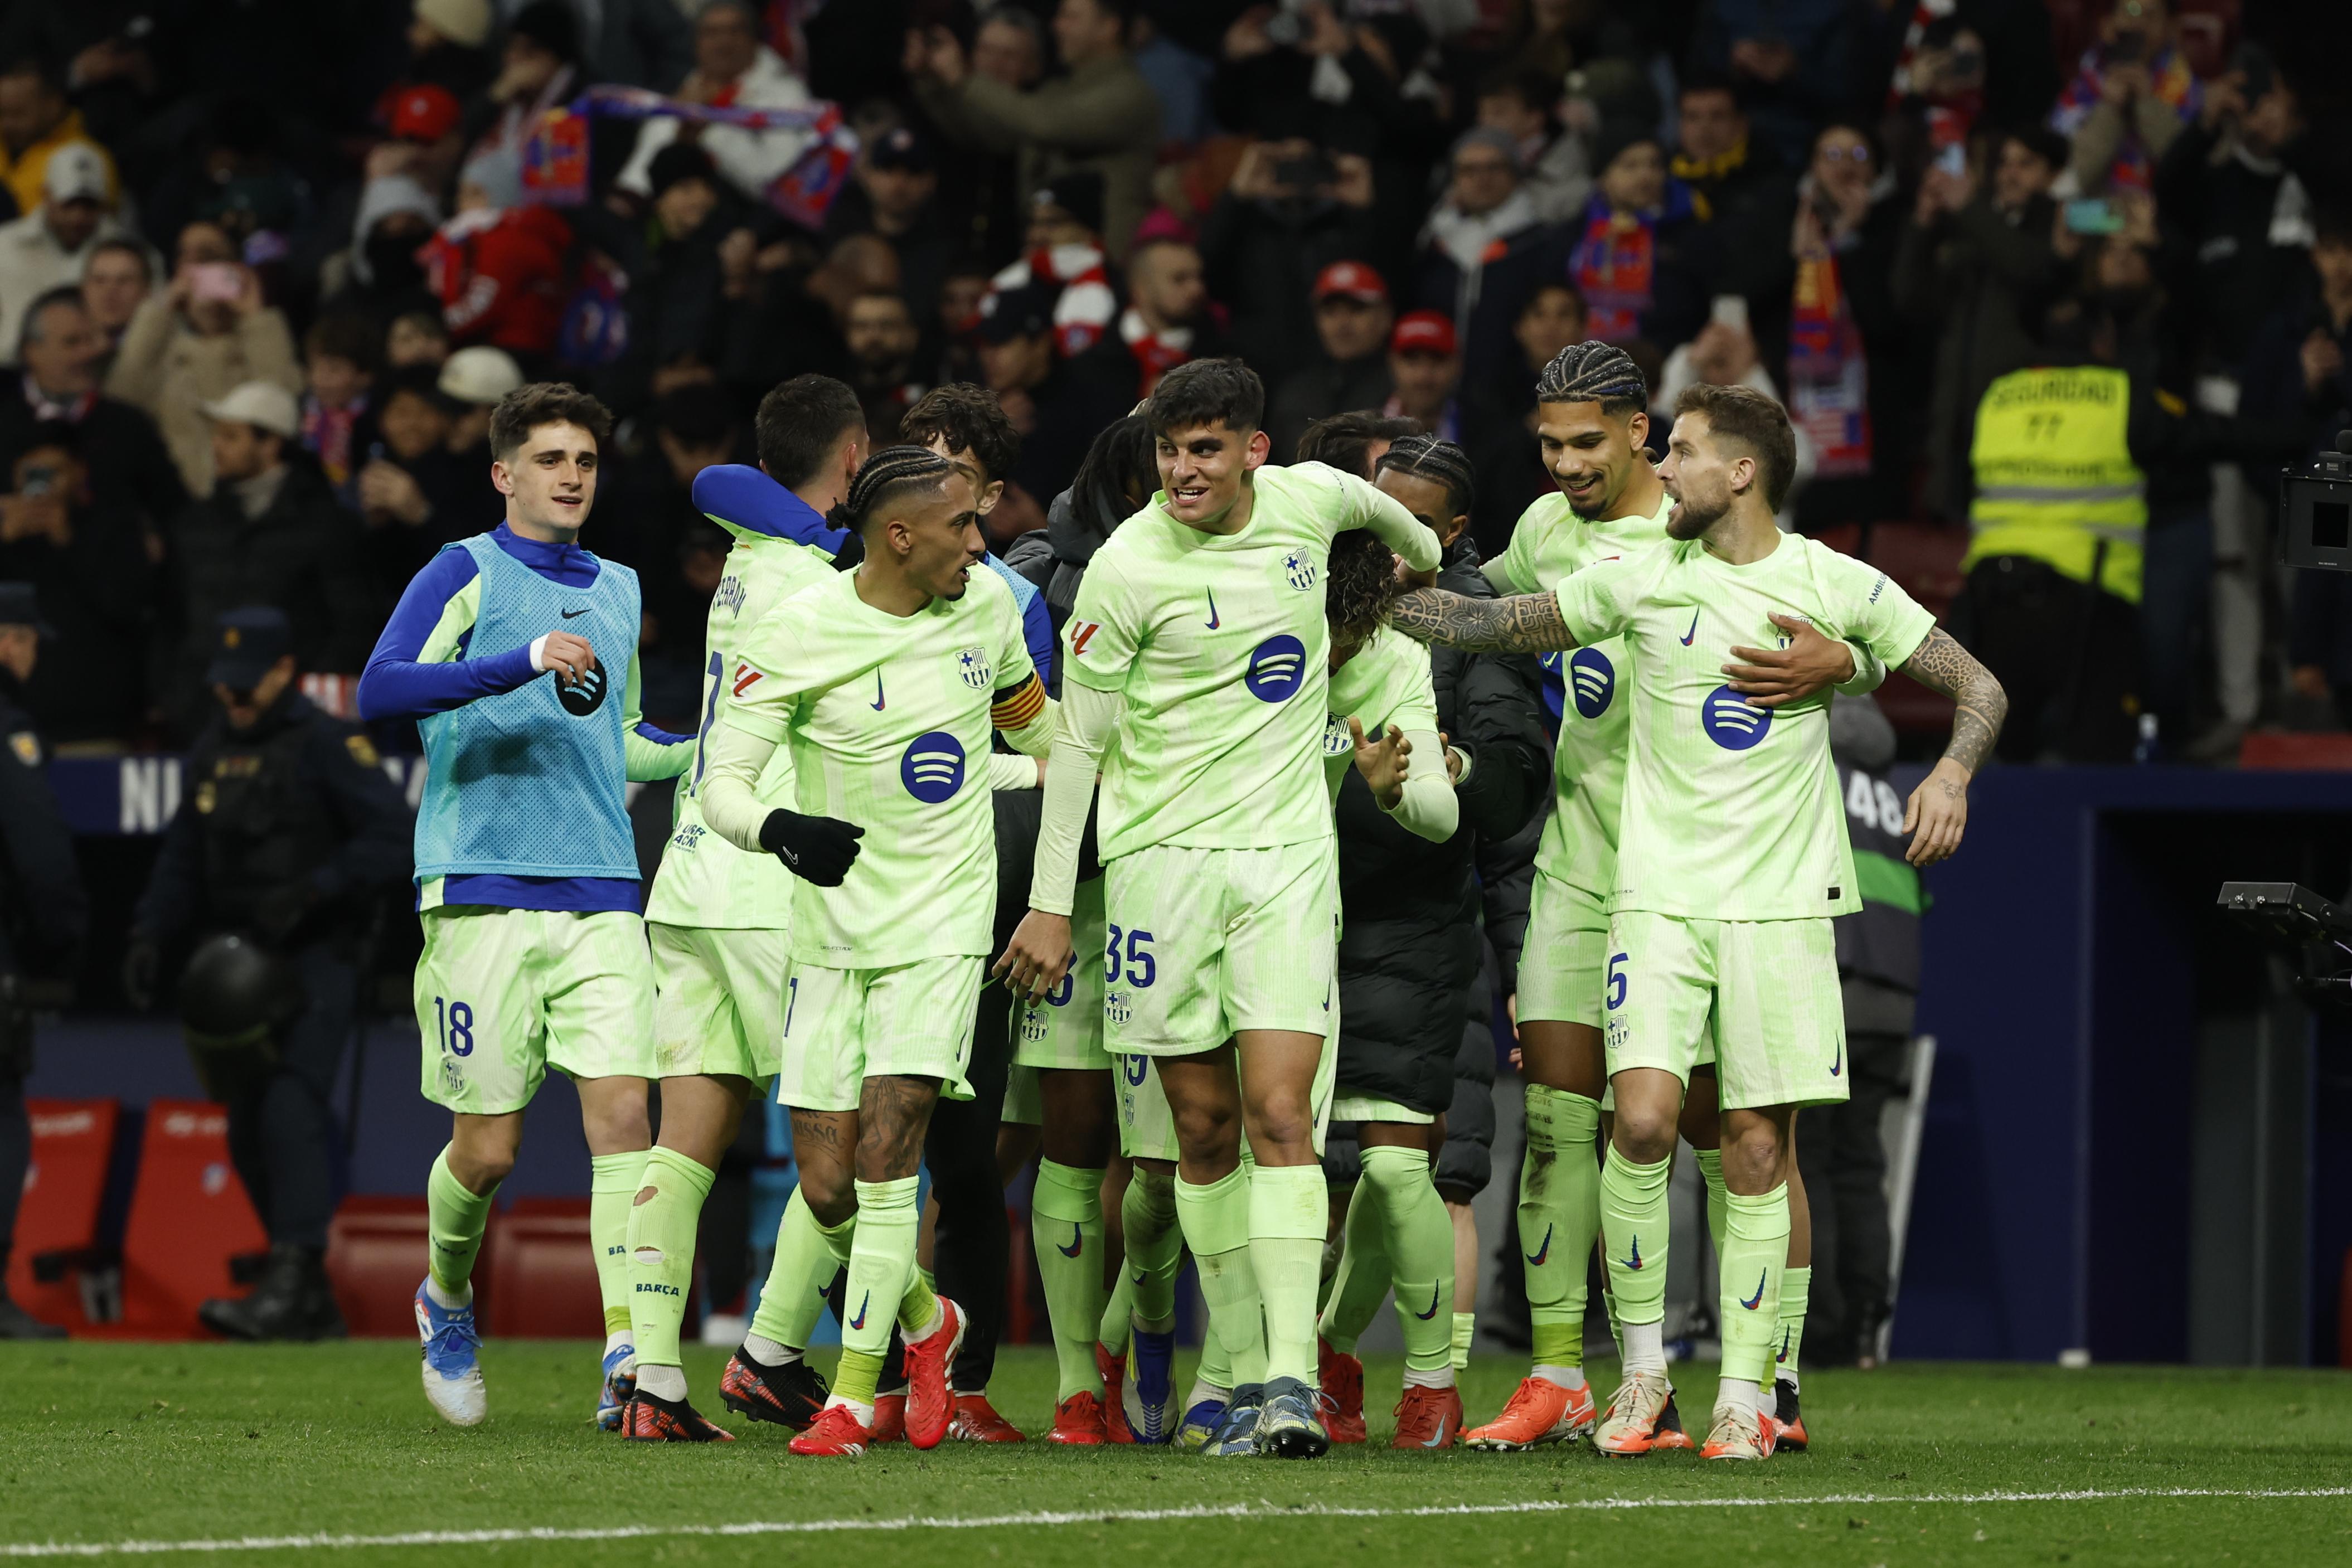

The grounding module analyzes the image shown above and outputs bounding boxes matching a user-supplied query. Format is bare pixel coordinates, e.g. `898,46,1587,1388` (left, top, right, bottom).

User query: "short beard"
1665,494,1721,540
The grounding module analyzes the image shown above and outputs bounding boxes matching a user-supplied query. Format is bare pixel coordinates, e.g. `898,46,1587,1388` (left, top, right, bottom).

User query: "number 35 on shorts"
1104,924,1156,988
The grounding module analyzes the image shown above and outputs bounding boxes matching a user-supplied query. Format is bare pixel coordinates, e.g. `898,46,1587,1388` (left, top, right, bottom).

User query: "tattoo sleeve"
1388,587,1577,653
1898,627,2007,775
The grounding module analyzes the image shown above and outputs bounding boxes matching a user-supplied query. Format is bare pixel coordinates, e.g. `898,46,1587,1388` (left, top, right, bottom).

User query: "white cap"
438,345,525,406
43,143,109,206
199,380,300,439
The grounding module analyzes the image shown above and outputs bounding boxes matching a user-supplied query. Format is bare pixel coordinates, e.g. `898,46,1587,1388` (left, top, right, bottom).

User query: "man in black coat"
160,382,376,740
0,580,84,1337
125,608,411,1340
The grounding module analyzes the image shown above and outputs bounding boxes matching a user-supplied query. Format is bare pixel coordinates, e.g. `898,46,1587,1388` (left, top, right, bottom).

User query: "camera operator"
124,607,409,1341
0,581,84,1338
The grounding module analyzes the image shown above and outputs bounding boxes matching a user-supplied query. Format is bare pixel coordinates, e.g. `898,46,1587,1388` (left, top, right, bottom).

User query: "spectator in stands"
617,0,816,207
1669,73,1797,313
0,56,118,220
434,343,522,473
989,175,1118,361
0,421,152,741
930,255,995,387
80,237,150,374
1755,122,1914,530
908,0,1161,261
1690,2,1858,171
1893,125,2065,523
2263,219,2352,725
405,0,496,100
569,0,694,93
420,153,573,367
1199,139,1381,388
580,143,736,415
298,316,378,491
160,382,374,737
467,2,586,188
1129,11,1214,146
842,290,927,445
331,172,443,327
1567,124,1713,352
386,308,450,371
1385,310,1462,440
1413,128,1552,398
0,288,185,532
377,84,469,206
0,144,135,367
977,279,1102,540
1476,64,1588,225
2054,0,2200,195
350,365,473,587
1265,260,1395,462
824,127,952,331
1073,235,1220,401
105,223,303,497
1652,310,1817,525
597,381,743,673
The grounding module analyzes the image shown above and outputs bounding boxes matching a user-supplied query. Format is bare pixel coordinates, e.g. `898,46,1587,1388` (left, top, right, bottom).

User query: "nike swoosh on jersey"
1679,608,1700,645
1205,589,1220,629
870,672,885,711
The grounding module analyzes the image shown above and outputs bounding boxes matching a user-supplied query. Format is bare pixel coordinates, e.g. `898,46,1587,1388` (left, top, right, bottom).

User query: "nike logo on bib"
561,606,589,619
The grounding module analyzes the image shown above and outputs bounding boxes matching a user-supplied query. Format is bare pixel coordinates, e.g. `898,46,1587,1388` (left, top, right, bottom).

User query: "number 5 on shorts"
1605,953,1628,1012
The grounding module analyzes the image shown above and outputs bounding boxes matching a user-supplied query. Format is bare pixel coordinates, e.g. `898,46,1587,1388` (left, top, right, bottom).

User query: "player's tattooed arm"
1899,628,2006,777
1387,588,1577,653
1892,628,2008,867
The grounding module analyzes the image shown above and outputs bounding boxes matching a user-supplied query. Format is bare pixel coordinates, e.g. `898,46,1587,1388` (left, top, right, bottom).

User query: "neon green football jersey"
643,525,837,931
725,567,1040,966
1489,486,1673,897
1321,628,1439,801
1553,532,1936,921
1065,462,1438,860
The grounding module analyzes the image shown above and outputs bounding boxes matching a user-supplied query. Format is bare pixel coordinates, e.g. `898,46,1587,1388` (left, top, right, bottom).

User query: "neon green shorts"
1602,911,1847,1112
1101,839,1339,1056
649,923,787,1084
1112,1051,1176,1161
414,906,658,1115
1015,878,1108,1071
1517,870,1610,1028
777,956,982,1113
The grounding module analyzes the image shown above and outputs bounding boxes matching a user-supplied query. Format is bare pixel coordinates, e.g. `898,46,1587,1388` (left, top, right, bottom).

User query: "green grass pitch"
9,1343,2349,1565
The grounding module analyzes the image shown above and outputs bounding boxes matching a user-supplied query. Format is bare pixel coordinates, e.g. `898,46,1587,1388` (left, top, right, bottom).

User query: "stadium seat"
115,1100,267,1338
7,1099,120,1334
326,1196,442,1338
2237,731,2352,770
482,1198,607,1339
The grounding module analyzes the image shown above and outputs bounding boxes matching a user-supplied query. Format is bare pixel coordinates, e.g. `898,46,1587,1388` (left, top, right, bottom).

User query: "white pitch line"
6,1486,2348,1558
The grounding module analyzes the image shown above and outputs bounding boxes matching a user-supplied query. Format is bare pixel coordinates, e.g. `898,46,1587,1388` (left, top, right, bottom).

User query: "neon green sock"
1316,1176,1389,1354
625,1147,714,1369
1522,1087,1601,1373
842,1177,919,1360
1776,1264,1811,1390
833,1348,886,1409
898,1265,940,1337
1176,1165,1264,1388
589,1150,648,1338
1719,1185,1790,1386
749,1188,837,1352
1031,1161,1108,1400
1195,1316,1232,1395
1247,1161,1326,1387
1451,1310,1476,1373
425,1146,496,1299
1099,1266,1136,1358
1358,1145,1453,1377
1598,1145,1670,1328
1694,1147,1728,1259
1121,1164,1181,1330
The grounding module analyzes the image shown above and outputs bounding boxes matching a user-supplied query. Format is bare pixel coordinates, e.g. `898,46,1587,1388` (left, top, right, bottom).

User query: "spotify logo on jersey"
1245,634,1307,702
1700,685,1771,750
556,660,609,717
1569,648,1616,719
900,730,966,802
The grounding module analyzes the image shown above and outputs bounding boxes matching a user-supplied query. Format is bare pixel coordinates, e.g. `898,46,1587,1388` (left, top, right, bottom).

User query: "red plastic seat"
482,1197,606,1339
115,1100,266,1338
325,1196,442,1338
7,1099,119,1334
2238,731,2352,771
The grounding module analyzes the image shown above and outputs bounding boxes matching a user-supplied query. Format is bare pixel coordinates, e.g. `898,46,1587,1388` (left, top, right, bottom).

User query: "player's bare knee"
1610,1109,1676,1166
801,1172,856,1227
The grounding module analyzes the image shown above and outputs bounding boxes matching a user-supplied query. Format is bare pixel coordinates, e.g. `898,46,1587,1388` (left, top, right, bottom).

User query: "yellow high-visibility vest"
1963,365,2146,604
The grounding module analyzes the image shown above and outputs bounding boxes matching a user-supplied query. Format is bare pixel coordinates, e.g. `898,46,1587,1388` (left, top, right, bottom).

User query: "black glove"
123,937,160,1012
759,809,865,886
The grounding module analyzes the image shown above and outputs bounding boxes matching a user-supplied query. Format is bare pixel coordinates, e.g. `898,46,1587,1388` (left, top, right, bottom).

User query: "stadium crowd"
0,0,2336,766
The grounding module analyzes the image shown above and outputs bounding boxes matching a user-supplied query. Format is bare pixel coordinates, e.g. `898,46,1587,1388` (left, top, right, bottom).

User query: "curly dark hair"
489,382,612,461
900,382,1022,486
1326,530,1402,652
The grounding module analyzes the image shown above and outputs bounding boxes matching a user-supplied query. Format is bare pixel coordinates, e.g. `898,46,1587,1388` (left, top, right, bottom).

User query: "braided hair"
845,444,956,532
1374,433,1476,524
1534,341,1648,419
